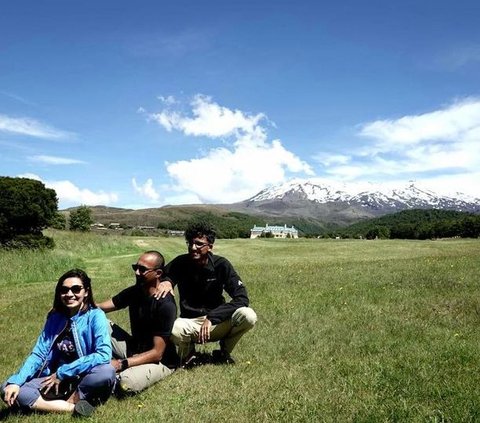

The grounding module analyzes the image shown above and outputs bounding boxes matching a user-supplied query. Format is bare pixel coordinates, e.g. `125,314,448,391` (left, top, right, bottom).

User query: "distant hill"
60,180,479,237
62,205,332,238
338,209,480,239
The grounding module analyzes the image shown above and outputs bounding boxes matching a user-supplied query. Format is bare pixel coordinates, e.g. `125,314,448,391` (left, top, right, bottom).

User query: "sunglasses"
131,264,158,274
187,240,210,249
60,285,84,295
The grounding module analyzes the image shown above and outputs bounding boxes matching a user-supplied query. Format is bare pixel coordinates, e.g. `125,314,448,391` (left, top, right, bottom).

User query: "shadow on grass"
0,407,17,421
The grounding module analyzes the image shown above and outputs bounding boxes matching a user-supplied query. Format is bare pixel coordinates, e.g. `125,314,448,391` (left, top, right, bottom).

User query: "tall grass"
1,234,479,422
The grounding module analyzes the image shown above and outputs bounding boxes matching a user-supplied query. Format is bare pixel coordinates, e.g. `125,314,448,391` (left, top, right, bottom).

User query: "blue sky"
1,0,480,209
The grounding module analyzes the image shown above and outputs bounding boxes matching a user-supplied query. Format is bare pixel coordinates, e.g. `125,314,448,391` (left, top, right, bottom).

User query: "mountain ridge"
63,180,479,233
241,180,479,215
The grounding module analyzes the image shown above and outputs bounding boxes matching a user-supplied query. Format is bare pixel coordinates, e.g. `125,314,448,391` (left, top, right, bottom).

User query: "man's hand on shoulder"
153,280,174,299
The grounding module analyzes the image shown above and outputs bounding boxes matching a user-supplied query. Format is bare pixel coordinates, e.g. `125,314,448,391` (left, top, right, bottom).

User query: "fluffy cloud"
149,95,313,203
150,94,266,138
132,178,160,202
359,98,480,147
17,173,118,208
51,181,118,207
319,98,480,197
0,114,72,139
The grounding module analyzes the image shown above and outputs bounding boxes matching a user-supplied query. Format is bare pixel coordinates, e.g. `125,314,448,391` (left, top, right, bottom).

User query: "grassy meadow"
1,231,479,422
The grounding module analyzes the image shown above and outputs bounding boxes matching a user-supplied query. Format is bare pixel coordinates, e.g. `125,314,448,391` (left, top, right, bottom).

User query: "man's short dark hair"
185,221,216,245
144,250,165,270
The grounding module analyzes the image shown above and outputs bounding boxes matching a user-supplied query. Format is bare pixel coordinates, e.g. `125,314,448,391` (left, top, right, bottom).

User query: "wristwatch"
120,359,129,371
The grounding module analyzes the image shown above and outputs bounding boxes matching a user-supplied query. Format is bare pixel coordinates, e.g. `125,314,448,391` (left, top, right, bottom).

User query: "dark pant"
1,364,116,409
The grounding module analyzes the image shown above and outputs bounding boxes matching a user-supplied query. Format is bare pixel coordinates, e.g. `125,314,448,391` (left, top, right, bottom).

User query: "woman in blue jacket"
1,269,116,417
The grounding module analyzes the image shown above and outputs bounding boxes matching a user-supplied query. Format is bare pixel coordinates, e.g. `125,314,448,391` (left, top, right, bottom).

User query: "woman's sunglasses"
59,285,84,295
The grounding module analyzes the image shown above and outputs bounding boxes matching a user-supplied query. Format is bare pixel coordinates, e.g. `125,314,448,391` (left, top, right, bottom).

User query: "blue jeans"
1,364,116,409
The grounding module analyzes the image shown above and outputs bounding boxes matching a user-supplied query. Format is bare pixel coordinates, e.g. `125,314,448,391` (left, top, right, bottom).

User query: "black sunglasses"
131,264,158,274
60,285,84,295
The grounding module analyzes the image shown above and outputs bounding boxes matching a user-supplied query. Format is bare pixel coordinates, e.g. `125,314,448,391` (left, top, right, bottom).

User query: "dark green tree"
69,206,93,232
460,216,480,238
0,176,58,248
50,212,67,230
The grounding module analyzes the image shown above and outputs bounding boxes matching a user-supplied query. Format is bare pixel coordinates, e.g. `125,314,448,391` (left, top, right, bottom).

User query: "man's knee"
170,319,183,345
118,365,172,394
232,307,257,329
171,318,196,344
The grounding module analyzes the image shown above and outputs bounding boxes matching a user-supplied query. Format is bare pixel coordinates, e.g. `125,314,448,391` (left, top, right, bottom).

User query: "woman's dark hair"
53,268,96,314
185,221,216,245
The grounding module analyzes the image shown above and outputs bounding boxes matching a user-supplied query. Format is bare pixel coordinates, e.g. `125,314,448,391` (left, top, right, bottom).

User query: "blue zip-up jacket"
6,307,111,386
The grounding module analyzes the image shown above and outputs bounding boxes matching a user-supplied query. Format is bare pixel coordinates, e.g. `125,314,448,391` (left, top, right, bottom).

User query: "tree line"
336,209,480,240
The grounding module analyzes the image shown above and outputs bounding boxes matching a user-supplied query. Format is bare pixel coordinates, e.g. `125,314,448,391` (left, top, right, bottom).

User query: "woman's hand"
3,384,20,407
40,372,61,396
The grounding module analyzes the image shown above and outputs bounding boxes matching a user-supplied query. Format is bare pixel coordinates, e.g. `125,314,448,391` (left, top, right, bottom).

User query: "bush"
69,206,93,232
50,213,67,230
1,233,55,250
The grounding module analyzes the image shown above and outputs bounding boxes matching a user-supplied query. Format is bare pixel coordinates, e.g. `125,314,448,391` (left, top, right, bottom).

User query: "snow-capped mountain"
244,180,480,215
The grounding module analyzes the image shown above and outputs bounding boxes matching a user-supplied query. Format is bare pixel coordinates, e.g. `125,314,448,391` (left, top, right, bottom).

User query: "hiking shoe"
182,351,212,369
73,400,95,417
211,349,235,365
182,352,199,369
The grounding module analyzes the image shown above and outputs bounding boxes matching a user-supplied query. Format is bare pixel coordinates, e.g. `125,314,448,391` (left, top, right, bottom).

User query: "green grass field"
1,231,479,422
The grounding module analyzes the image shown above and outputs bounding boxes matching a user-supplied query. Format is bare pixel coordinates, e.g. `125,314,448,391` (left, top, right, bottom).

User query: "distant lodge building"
167,230,185,237
250,224,298,239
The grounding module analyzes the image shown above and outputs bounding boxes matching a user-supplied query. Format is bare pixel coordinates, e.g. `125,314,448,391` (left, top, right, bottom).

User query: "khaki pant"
109,322,173,394
171,306,257,359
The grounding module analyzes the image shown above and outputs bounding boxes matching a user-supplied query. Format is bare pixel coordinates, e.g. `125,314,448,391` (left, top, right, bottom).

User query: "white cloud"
0,114,73,139
148,95,313,203
132,178,160,201
313,153,351,166
417,172,480,199
157,95,177,106
166,138,313,203
150,94,266,138
50,181,118,207
28,155,86,165
318,98,480,197
359,98,480,147
17,173,118,208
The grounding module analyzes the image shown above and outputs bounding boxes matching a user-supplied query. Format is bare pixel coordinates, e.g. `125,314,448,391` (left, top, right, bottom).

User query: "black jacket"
164,253,249,325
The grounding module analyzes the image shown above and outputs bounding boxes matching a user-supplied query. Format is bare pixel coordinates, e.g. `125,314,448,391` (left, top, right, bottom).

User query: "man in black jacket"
161,222,257,366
